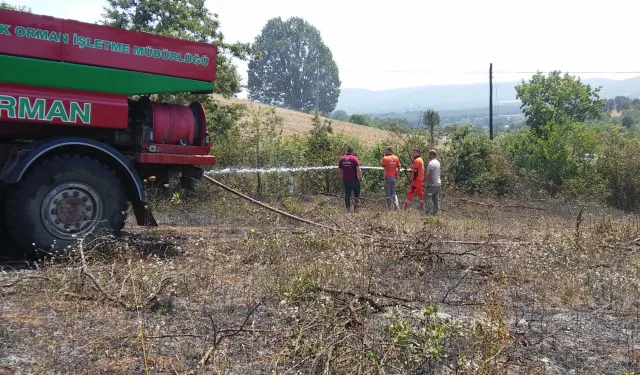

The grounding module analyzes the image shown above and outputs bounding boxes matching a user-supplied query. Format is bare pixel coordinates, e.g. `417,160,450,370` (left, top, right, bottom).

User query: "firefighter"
404,148,425,209
424,149,441,215
381,146,401,209
338,146,364,211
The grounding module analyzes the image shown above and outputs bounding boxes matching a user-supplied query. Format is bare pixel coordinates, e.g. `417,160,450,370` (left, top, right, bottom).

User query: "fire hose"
203,175,341,232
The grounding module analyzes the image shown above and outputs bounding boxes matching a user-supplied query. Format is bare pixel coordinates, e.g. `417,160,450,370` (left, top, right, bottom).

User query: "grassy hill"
213,95,392,147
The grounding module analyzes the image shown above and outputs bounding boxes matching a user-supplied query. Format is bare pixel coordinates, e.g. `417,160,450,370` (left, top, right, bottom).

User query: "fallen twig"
147,328,274,340
313,286,417,312
440,240,538,246
458,198,546,211
441,271,470,303
0,275,50,288
77,239,130,309
198,302,262,367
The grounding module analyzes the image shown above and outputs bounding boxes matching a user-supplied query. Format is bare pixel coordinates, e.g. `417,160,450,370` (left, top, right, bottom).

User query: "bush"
204,97,640,213
598,127,640,211
500,122,602,198
442,125,494,194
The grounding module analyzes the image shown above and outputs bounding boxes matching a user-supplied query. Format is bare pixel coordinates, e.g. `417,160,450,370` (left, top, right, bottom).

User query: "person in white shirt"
423,149,441,214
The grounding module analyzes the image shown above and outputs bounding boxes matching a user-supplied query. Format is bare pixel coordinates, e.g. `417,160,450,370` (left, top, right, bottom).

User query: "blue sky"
11,0,640,96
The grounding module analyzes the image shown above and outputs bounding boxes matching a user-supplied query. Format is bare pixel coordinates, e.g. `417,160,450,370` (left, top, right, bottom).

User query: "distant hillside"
336,76,640,114
375,104,524,127
213,95,392,147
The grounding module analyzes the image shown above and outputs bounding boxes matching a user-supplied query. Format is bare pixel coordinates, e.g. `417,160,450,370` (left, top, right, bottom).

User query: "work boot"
403,201,409,209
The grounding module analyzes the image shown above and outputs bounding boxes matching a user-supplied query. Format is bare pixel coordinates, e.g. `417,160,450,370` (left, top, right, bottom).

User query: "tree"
248,17,341,114
423,109,441,146
622,115,634,128
241,107,283,195
605,99,615,112
331,110,349,121
348,114,372,126
614,96,632,111
306,112,334,192
515,71,605,135
0,1,30,11
101,0,250,99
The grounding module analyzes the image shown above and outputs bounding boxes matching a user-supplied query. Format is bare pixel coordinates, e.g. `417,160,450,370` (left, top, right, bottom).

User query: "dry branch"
198,302,262,367
312,286,416,312
0,275,50,288
458,198,546,211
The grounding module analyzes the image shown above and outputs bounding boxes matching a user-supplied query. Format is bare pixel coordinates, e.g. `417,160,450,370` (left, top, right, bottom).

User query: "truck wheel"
4,155,128,254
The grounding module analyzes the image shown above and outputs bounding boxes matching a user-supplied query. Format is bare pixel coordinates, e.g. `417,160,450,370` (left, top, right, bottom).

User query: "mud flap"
132,199,158,226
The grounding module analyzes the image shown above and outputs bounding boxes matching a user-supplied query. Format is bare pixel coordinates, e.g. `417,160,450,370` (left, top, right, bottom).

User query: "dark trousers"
343,180,361,210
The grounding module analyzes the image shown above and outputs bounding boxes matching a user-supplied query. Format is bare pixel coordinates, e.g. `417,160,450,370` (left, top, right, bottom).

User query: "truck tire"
3,155,128,254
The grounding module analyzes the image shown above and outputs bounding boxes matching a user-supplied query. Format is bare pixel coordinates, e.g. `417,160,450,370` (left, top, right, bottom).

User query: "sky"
11,0,640,98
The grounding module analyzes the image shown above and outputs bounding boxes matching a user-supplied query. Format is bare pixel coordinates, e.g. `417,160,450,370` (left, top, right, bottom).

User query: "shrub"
598,127,640,211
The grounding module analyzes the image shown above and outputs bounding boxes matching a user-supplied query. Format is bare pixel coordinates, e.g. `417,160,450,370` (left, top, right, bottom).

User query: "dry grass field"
1,183,640,374
213,95,393,147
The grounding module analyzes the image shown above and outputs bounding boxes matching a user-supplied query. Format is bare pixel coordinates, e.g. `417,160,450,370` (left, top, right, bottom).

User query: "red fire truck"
0,9,217,253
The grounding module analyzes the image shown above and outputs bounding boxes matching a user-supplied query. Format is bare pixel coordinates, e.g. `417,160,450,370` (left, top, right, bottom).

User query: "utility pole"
489,63,494,140
315,55,319,113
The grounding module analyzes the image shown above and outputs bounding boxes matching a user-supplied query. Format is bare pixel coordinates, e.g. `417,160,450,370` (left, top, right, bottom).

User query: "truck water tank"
147,102,207,146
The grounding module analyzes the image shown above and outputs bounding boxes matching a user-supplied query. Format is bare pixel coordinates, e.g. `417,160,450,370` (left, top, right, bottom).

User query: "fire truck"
0,9,217,253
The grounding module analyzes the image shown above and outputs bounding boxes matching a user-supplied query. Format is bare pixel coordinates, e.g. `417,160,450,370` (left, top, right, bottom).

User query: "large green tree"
248,17,341,115
515,71,605,135
101,0,250,99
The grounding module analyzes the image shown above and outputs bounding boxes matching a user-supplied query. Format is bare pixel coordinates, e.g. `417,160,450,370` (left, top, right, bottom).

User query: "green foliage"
348,113,372,126
242,106,283,195
423,109,441,146
248,17,341,114
330,110,349,121
306,112,334,167
0,1,30,11
614,96,632,111
515,71,606,135
621,114,634,128
372,117,412,131
510,123,601,197
207,100,247,135
598,128,640,212
369,303,512,373
442,125,495,194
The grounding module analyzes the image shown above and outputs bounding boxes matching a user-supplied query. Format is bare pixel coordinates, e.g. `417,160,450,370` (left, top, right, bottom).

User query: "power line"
338,68,640,74
495,71,640,74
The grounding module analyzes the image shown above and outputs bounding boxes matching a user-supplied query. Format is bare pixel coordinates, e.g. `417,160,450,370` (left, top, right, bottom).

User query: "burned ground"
1,189,639,374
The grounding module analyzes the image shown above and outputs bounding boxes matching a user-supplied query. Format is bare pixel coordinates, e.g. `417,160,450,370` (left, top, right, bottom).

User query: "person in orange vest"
404,148,425,209
381,146,401,209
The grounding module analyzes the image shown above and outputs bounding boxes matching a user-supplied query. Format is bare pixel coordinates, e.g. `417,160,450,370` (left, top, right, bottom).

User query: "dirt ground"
1,189,639,374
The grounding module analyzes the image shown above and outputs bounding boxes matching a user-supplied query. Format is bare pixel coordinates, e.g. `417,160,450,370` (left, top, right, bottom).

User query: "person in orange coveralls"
381,146,401,209
404,148,425,209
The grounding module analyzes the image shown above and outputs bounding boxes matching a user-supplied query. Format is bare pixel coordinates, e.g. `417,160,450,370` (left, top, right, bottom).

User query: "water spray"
205,165,411,176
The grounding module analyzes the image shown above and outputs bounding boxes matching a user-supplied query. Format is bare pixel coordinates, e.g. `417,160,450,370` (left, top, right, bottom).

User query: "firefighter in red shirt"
338,146,364,211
